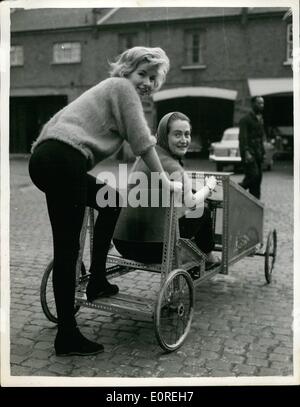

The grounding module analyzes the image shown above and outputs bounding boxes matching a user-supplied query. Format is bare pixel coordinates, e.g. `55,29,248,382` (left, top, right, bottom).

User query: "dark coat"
113,145,185,243
238,111,265,162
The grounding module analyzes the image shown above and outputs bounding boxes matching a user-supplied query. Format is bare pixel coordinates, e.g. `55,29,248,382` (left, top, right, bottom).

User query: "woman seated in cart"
113,112,221,268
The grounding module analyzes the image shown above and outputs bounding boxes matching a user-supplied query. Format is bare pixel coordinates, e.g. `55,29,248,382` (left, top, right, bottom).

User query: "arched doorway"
153,87,237,156
10,95,67,153
248,78,293,157
263,93,293,127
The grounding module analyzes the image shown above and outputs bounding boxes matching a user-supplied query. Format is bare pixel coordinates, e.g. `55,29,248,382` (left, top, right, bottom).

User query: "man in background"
238,96,266,199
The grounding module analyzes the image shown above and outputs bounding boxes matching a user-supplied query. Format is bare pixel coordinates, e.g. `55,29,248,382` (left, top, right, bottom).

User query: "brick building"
10,7,293,154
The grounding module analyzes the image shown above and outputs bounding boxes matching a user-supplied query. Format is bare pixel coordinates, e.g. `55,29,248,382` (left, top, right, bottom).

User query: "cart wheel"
154,269,194,352
264,229,277,284
40,260,87,323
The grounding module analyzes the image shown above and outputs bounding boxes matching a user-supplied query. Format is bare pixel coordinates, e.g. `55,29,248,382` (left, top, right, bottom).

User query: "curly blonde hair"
109,46,170,92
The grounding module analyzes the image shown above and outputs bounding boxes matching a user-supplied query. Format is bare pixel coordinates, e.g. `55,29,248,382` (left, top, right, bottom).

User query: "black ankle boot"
54,327,104,356
86,278,119,302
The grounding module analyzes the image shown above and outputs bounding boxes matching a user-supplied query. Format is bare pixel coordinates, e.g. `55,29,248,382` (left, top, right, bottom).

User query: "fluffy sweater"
31,77,156,169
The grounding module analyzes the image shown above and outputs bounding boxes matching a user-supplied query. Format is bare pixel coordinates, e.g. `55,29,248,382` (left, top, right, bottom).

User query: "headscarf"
156,112,176,152
156,111,191,165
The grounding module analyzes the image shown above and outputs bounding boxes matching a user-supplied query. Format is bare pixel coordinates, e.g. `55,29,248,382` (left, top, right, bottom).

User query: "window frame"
182,29,206,70
10,45,24,67
52,42,82,65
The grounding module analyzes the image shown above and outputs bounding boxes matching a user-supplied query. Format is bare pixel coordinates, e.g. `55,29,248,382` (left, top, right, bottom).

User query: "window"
10,45,24,66
118,33,137,53
53,42,81,64
183,30,205,68
286,23,293,64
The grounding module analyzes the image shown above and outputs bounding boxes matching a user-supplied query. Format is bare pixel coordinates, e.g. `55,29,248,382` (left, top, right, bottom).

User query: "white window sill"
283,60,292,66
181,65,207,71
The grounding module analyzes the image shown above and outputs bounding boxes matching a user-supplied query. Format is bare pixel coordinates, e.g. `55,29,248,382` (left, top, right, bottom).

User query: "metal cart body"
41,172,277,351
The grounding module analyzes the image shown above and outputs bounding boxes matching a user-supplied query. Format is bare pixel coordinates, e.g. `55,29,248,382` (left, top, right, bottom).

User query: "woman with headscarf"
113,112,220,266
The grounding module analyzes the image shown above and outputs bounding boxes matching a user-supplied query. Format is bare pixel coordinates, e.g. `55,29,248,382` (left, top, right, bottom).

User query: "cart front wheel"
264,229,277,283
40,260,86,323
154,269,194,352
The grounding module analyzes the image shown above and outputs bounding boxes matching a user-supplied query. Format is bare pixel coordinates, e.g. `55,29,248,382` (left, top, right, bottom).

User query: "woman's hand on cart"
205,176,217,195
169,180,183,194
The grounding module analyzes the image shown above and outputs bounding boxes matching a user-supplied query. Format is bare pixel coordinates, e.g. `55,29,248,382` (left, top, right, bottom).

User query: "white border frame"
1,0,299,388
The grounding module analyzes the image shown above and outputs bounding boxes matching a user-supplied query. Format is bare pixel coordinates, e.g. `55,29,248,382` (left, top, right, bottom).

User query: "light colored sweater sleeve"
109,79,157,156
30,78,157,168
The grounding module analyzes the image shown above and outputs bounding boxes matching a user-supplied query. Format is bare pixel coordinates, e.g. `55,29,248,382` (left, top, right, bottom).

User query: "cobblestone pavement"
7,156,295,381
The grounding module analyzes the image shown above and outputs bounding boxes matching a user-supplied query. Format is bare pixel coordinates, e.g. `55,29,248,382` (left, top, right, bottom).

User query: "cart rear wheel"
40,260,86,323
264,229,277,283
154,269,194,352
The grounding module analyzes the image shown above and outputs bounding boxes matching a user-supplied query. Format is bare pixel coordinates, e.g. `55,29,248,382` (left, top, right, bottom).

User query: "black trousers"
240,157,263,199
29,140,121,331
114,207,215,263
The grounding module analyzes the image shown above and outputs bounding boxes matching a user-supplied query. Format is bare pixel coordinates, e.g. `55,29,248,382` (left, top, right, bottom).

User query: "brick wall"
10,11,292,152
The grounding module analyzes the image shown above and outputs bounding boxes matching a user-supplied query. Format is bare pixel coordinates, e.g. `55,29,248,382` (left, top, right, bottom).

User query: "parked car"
269,126,293,158
209,127,275,172
187,135,202,155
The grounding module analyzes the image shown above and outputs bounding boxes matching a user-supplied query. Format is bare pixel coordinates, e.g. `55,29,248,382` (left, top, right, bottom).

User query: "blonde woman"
29,47,181,356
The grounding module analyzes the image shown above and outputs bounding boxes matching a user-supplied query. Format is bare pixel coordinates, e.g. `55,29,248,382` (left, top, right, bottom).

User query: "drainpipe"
92,9,102,39
145,22,150,46
241,7,248,25
237,7,251,123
